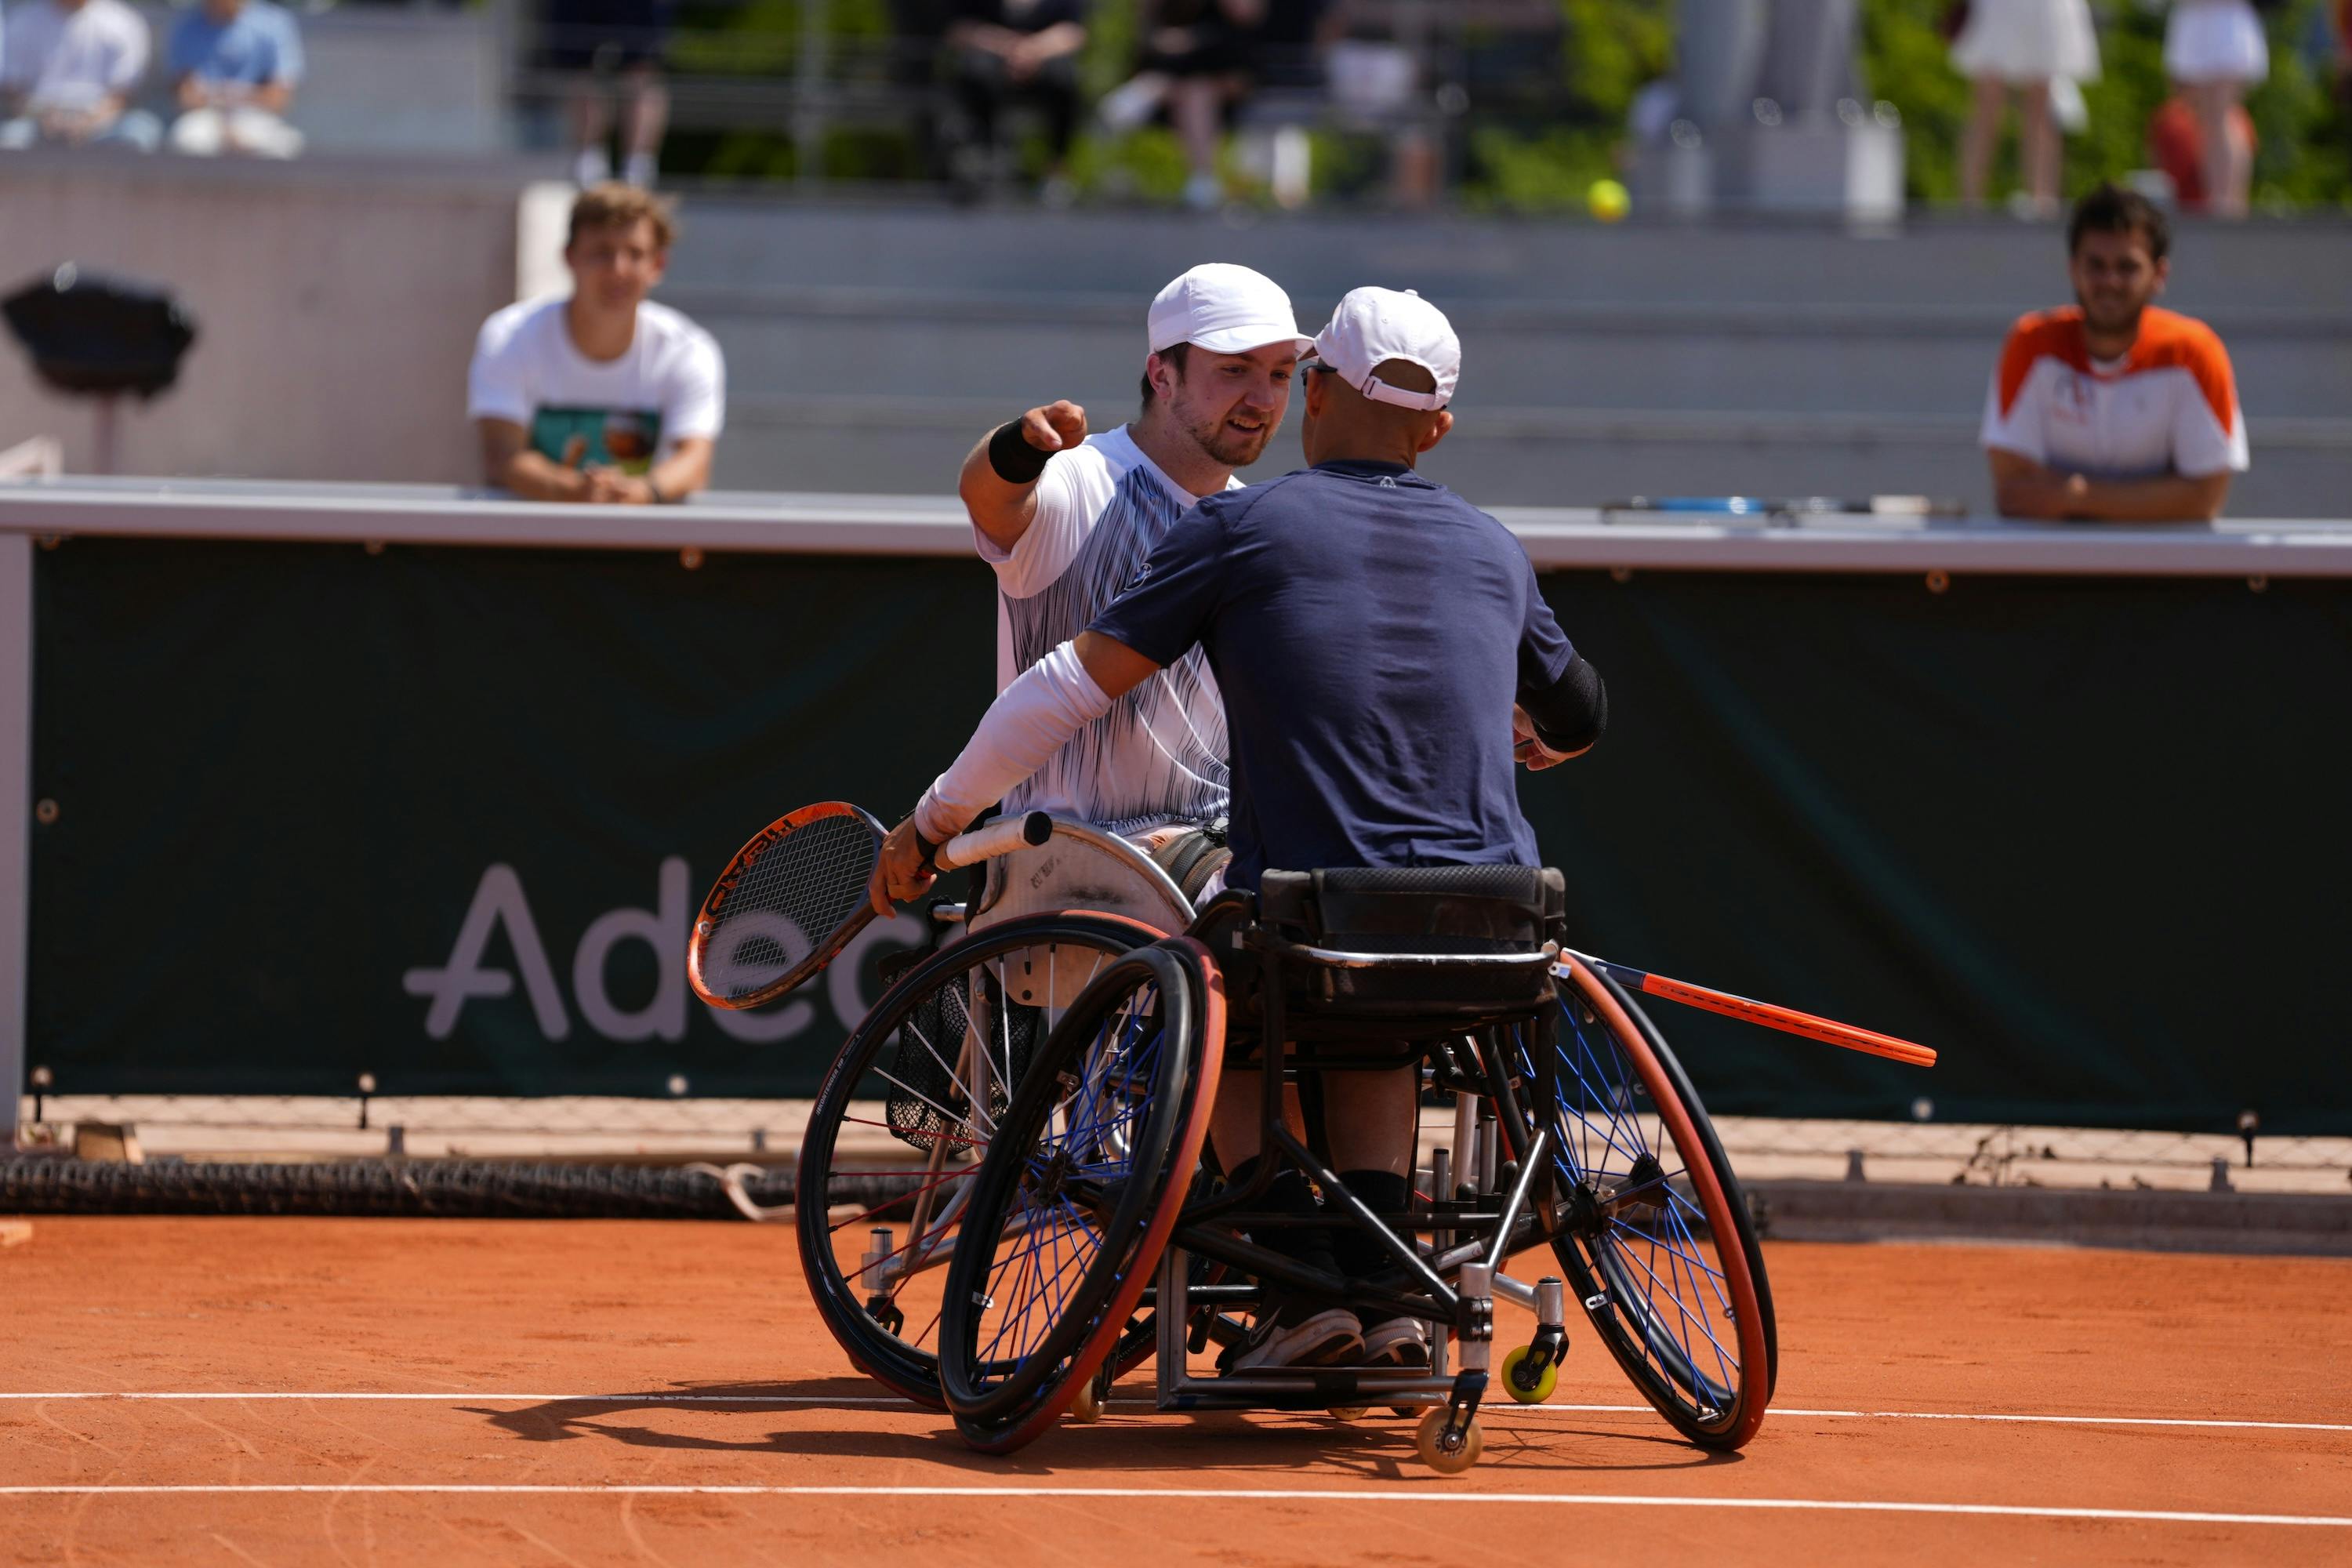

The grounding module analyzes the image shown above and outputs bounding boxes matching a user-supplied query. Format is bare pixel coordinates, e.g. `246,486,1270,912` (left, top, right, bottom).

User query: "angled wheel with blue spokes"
1492,958,1777,1450
797,913,1159,1407
938,938,1224,1451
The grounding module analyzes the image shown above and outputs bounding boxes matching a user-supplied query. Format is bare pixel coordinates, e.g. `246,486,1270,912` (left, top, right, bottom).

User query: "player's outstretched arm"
869,631,1160,911
960,400,1088,553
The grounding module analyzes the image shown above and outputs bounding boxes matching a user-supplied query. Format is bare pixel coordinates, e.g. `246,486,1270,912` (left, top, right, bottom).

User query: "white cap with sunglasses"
1149,263,1316,356
1309,286,1460,412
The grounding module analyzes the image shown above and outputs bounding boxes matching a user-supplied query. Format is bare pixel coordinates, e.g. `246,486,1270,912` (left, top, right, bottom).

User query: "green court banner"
1521,568,2352,1136
29,538,1000,1102
26,539,2352,1131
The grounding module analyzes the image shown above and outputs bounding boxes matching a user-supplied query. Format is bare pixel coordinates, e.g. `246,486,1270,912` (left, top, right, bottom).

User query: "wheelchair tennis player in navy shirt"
873,286,1608,1372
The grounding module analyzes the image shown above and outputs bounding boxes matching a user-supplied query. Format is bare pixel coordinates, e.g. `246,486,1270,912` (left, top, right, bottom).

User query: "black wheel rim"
938,944,1196,1428
1488,970,1776,1443
797,916,1148,1403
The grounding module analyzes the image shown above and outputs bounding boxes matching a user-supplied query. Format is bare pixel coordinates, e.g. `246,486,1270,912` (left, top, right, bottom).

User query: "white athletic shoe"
1234,1306,1362,1371
1359,1316,1430,1367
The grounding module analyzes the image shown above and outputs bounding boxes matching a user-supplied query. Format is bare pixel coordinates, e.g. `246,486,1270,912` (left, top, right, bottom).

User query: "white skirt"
1951,0,2102,85
2165,2,2269,85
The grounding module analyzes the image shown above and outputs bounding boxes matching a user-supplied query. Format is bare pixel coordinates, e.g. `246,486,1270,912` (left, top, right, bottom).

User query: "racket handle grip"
934,810,1054,872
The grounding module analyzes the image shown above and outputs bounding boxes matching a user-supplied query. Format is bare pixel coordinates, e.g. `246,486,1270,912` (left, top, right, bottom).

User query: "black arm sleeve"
1521,654,1607,756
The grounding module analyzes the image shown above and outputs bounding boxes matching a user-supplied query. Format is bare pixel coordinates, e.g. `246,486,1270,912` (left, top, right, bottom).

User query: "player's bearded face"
2069,230,2165,337
1170,347,1297,467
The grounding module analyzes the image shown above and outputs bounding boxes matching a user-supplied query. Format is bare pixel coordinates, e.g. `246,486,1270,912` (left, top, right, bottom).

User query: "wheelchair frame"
809,821,1774,1471
1140,909,1571,1468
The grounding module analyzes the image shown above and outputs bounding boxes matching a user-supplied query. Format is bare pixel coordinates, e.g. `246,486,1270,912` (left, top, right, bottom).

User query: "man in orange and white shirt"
1982,183,2247,522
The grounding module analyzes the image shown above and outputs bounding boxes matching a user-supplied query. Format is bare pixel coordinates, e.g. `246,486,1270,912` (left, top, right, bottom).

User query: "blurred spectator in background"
1252,0,1332,89
1982,185,2246,522
2146,89,2255,212
1100,0,1265,210
2165,0,2268,217
165,0,303,159
0,0,158,151
469,183,724,506
945,0,1088,203
543,0,670,188
1950,0,2100,214
2339,0,2352,109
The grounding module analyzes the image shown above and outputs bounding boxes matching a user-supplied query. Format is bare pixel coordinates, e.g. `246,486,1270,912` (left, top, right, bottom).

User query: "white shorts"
1950,0,2101,85
2165,2,2268,86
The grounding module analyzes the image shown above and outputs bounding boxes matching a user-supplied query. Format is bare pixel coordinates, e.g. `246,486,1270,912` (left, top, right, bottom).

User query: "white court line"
0,1393,907,1406
0,1483,2344,1527
1,1392,2345,1435
1525,1404,2352,1436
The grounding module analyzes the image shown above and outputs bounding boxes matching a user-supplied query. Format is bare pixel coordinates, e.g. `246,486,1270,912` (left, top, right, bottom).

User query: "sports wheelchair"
797,829,1775,1473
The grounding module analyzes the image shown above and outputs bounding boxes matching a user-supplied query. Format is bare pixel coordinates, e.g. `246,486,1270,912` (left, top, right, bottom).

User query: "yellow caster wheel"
1500,1344,1559,1405
1414,1407,1483,1475
1069,1374,1107,1425
1327,1405,1371,1421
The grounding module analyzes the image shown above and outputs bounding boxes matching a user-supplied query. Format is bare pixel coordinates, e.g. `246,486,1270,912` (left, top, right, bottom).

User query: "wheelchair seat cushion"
1259,865,1566,953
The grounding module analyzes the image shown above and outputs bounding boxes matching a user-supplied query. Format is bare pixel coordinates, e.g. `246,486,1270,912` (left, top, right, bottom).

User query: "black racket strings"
706,813,884,1003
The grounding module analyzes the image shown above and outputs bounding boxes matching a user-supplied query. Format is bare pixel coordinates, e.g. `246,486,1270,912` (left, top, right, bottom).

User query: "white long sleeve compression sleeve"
914,639,1114,844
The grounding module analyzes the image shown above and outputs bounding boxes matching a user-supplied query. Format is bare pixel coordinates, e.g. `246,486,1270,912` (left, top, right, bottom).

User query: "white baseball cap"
1309,286,1460,412
1148,263,1313,357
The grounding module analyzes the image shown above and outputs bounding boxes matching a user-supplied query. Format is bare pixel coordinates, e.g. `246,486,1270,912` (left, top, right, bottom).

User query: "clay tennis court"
4,1217,2346,1566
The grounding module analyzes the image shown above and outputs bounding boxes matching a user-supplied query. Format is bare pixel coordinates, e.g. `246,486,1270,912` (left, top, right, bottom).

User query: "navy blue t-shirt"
1089,459,1574,892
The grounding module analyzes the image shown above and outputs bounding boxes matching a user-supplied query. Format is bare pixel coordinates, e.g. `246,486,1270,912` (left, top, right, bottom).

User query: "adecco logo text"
401,858,924,1044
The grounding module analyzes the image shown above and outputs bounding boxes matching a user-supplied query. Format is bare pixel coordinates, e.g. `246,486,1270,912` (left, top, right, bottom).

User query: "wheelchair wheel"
797,913,1157,1407
1490,958,1777,1450
938,938,1225,1452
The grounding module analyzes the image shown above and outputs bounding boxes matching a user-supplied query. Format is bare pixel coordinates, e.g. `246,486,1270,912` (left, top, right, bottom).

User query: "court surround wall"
3,481,2349,1137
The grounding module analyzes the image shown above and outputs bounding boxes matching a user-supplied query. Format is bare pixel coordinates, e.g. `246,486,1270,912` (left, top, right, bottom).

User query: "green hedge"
659,0,2352,209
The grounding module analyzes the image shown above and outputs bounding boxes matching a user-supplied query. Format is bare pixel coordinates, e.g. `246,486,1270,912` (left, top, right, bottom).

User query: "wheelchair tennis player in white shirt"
949,263,1311,932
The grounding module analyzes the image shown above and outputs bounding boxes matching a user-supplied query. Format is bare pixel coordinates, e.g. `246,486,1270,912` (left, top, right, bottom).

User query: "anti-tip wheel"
1500,1344,1559,1405
1414,1407,1484,1475
1326,1405,1371,1421
1069,1373,1108,1425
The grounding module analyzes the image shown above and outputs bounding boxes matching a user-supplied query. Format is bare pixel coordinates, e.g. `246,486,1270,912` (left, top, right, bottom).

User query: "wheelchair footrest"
1162,1368,1464,1413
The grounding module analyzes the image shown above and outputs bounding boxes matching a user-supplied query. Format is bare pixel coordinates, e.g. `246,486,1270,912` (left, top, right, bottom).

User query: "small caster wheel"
1414,1407,1483,1475
1388,1405,1419,1419
1500,1344,1559,1405
866,1297,905,1337
1069,1370,1108,1425
1327,1405,1370,1421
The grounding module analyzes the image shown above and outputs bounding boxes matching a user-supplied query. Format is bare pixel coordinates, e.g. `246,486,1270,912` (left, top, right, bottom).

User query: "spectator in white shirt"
0,0,158,151
467,183,725,505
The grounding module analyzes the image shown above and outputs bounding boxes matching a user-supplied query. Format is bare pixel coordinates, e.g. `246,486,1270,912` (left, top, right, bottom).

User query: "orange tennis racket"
1570,951,1936,1068
687,803,1051,1011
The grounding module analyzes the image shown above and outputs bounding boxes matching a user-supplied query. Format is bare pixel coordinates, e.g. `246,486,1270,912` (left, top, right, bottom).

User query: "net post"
0,532,31,1158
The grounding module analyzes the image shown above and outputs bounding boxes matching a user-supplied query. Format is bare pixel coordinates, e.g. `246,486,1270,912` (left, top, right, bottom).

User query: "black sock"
1227,1156,1338,1324
1330,1169,1413,1293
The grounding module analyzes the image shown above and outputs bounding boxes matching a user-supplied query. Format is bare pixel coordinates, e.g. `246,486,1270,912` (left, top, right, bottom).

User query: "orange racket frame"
1570,952,1936,1069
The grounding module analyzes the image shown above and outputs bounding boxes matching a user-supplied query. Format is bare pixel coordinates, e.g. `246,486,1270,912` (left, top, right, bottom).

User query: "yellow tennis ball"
1588,178,1630,223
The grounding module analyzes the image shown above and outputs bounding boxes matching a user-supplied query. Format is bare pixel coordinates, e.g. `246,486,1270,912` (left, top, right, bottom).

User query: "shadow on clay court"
468,1381,1740,1480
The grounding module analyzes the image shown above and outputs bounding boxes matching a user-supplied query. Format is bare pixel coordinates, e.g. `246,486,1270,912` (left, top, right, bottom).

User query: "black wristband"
912,819,945,872
987,419,1053,485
